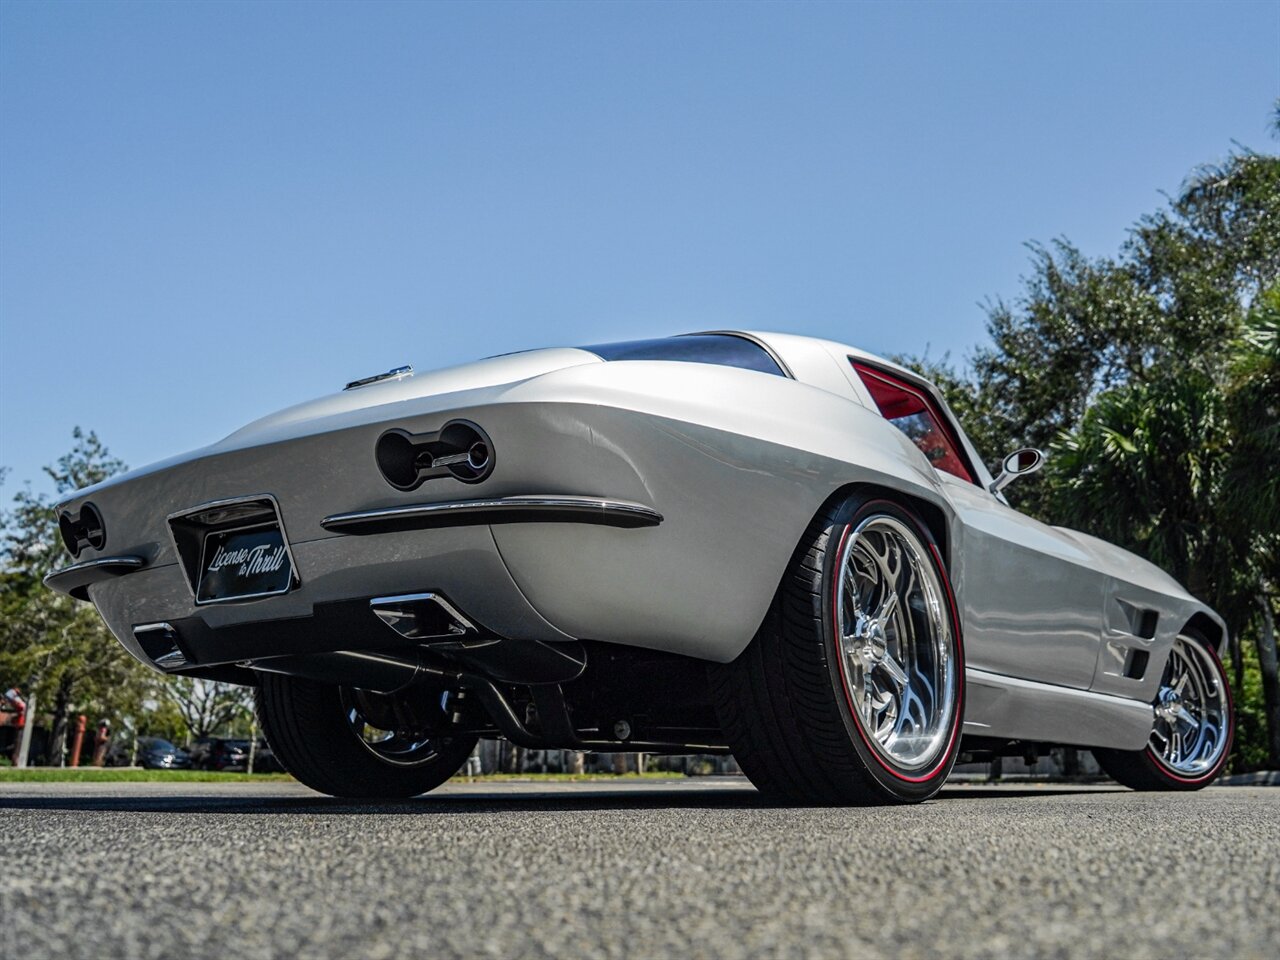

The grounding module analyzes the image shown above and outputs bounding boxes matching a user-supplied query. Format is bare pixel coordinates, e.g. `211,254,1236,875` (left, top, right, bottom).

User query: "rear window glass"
580,335,785,376
852,361,975,484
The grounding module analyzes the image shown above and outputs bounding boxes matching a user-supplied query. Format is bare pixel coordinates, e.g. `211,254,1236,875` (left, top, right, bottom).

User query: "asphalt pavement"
1,778,1276,959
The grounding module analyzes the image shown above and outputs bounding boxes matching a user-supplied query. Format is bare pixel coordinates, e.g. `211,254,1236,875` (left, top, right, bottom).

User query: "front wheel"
711,493,965,804
1094,629,1233,791
256,674,477,798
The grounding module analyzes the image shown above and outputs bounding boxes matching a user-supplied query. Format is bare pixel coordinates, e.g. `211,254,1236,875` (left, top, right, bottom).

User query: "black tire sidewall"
258,675,477,799
818,496,965,802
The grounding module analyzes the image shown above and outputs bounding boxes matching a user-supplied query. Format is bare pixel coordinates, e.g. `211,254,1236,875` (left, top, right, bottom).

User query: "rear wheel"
711,493,965,804
1094,629,1232,791
256,673,477,798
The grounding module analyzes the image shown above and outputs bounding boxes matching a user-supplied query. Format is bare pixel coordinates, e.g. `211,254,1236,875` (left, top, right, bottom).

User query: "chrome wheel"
1148,635,1228,778
340,687,447,768
834,514,958,772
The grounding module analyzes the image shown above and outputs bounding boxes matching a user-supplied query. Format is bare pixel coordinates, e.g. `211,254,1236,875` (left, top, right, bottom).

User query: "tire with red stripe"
1094,628,1233,791
710,492,965,804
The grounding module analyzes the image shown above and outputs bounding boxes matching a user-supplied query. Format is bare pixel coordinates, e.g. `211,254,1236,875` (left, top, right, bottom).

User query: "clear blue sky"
1,0,1276,496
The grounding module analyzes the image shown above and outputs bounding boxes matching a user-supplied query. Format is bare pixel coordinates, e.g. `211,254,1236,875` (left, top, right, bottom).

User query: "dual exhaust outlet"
374,419,494,491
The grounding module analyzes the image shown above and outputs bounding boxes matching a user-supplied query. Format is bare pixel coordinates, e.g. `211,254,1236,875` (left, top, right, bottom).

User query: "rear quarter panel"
56,356,960,666
482,360,955,660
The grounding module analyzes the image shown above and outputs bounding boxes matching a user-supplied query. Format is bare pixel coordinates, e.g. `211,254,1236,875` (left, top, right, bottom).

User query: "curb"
1220,770,1280,786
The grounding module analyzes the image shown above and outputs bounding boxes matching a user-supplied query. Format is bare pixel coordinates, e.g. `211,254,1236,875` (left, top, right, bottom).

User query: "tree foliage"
907,106,1280,768
163,678,253,742
0,430,158,763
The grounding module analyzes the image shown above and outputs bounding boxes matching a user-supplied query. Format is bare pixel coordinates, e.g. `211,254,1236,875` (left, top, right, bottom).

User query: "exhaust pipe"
371,592,586,684
369,592,476,640
429,441,490,472
245,650,460,694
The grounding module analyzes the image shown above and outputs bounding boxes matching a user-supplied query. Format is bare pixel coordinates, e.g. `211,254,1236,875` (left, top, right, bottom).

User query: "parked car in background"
188,736,249,771
106,736,191,769
250,738,285,772
187,736,282,772
186,736,216,769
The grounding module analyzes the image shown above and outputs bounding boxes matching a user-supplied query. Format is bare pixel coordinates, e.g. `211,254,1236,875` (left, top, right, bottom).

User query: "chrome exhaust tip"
369,592,476,641
428,441,489,472
133,622,189,671
465,440,490,471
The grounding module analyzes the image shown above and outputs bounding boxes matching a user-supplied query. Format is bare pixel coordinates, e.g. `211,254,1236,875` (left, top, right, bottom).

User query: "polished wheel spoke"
834,514,956,773
880,654,909,691
877,589,899,625
1148,635,1229,778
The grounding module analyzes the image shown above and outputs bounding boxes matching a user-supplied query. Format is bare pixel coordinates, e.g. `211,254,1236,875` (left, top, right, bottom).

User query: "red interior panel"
851,361,975,484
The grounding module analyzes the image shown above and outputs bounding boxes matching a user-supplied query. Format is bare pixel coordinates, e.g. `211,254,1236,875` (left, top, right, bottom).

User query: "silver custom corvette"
47,332,1234,802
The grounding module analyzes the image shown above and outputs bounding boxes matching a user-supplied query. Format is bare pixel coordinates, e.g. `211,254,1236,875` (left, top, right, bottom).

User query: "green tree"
0,429,158,764
909,107,1280,768
164,677,253,744
1223,287,1280,764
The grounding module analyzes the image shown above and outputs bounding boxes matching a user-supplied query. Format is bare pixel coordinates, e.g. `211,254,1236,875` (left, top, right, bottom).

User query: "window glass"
851,361,975,483
581,335,785,376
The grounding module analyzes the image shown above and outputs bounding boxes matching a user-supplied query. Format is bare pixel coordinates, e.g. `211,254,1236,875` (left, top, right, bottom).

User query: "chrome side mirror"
990,448,1046,494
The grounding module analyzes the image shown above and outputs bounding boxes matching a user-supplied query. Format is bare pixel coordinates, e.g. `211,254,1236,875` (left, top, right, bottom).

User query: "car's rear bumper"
81,518,584,675
46,493,662,602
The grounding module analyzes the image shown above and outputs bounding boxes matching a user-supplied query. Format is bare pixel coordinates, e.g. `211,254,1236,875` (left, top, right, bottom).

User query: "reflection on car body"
46,332,1233,802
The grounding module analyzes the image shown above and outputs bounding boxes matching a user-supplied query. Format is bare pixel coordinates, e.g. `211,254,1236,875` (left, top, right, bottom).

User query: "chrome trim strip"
44,555,146,601
344,364,413,391
321,495,664,535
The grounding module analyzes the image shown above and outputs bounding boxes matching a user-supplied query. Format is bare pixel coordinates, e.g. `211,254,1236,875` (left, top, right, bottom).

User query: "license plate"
197,522,294,604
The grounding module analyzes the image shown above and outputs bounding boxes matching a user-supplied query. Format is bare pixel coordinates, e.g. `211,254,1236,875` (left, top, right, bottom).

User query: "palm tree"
1049,316,1280,766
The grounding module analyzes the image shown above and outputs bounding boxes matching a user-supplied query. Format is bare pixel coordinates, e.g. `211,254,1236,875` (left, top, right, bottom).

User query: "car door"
850,360,1107,690
938,475,1108,689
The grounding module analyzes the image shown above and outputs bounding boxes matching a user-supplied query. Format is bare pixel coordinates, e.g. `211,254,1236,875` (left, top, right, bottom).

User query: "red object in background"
3,688,26,765
2,687,25,726
92,720,110,767
69,714,88,768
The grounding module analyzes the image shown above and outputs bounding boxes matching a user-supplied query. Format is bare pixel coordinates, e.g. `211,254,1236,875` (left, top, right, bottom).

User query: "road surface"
2,779,1276,958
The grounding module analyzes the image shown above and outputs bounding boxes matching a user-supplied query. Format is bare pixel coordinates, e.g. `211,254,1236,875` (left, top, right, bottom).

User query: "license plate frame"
196,519,296,605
